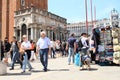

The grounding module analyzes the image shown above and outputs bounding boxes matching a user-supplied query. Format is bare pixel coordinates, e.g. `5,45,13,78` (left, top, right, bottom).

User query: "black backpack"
76,39,83,51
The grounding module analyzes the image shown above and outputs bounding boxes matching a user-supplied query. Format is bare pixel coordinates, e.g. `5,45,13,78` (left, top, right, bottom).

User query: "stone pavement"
0,57,120,80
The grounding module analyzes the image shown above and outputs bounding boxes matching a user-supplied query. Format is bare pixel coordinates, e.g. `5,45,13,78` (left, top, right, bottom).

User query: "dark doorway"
28,28,31,40
17,29,20,40
21,24,27,36
53,32,56,41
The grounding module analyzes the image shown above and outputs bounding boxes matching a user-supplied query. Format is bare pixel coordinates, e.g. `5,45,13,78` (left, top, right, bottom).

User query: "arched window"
21,0,25,6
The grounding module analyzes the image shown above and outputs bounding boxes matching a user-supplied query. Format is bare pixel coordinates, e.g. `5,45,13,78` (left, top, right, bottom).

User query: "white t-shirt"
50,41,55,48
81,37,89,49
37,37,51,49
21,41,31,49
55,42,60,49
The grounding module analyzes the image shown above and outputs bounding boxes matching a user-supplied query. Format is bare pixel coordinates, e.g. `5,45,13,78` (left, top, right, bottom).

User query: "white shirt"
55,42,60,49
89,35,95,50
21,41,31,49
37,37,51,49
50,41,55,48
81,36,89,49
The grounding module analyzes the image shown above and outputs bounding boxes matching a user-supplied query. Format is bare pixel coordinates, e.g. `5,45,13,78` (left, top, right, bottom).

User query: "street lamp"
90,0,93,28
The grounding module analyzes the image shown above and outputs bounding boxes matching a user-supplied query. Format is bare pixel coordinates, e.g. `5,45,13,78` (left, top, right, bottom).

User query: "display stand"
98,27,113,65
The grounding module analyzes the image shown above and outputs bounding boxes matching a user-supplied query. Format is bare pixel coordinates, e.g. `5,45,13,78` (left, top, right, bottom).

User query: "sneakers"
29,68,33,71
79,67,84,71
21,71,25,73
43,68,47,72
30,59,34,62
9,68,14,70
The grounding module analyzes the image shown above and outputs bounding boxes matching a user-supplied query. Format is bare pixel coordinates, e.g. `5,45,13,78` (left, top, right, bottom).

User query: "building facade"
0,0,48,41
14,6,68,41
67,9,120,38
67,22,93,38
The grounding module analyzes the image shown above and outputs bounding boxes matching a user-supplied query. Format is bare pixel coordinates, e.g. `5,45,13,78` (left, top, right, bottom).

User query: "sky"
48,0,120,23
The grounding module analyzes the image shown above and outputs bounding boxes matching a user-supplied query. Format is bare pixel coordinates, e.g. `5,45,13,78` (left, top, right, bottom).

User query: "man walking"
3,37,11,63
37,31,51,72
66,33,76,65
9,36,22,70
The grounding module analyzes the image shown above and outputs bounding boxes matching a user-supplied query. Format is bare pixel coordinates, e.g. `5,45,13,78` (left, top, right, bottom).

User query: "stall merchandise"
112,28,120,65
98,27,113,64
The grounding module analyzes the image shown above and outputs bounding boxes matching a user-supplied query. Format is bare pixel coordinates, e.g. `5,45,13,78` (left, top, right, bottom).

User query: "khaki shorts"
4,52,9,58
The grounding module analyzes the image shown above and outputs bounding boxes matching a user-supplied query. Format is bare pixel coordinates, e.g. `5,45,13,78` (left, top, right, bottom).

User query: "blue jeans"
81,48,88,55
11,52,22,69
22,53,32,71
51,48,55,58
39,48,49,70
68,47,74,64
80,48,89,67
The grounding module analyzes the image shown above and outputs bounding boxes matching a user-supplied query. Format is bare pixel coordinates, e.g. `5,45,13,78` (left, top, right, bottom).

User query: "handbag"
74,53,81,66
19,47,25,54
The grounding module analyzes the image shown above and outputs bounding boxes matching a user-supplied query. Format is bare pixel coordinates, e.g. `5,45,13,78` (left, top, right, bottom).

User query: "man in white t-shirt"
37,31,51,72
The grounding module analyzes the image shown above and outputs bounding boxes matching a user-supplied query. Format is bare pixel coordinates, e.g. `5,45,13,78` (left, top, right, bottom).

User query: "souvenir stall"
112,27,120,65
97,26,114,65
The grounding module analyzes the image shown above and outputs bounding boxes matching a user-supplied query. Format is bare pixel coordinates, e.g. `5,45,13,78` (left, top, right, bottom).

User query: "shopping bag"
74,53,81,66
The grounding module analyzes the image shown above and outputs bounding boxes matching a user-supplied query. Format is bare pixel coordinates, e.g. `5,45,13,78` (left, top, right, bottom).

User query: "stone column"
51,30,53,40
20,30,22,41
34,27,37,41
46,29,50,38
47,30,50,38
31,27,34,40
50,30,52,39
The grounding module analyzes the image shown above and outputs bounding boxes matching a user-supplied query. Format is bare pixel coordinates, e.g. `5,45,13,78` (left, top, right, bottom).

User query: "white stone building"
14,6,68,42
67,22,93,38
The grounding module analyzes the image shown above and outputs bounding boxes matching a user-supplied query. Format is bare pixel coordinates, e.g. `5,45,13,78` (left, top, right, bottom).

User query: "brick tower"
0,0,48,41
0,0,2,40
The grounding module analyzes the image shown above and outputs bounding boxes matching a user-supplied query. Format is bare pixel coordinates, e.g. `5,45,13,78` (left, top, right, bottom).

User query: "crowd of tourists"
0,29,99,73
